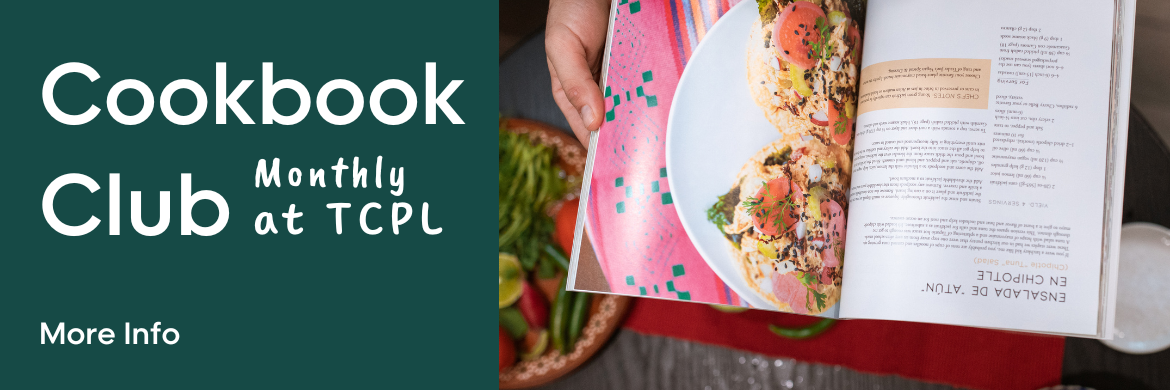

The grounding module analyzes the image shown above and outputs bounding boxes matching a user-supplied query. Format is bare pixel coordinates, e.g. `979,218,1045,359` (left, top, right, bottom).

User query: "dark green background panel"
0,1,497,387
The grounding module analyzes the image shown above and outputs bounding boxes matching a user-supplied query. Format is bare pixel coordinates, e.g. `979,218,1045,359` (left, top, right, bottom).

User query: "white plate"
1100,222,1170,354
665,1,837,316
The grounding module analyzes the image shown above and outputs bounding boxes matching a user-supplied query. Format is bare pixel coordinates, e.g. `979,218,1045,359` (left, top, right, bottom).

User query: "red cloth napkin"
623,298,1064,390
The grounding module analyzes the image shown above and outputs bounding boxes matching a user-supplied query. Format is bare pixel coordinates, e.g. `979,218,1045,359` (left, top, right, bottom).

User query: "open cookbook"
565,0,1139,338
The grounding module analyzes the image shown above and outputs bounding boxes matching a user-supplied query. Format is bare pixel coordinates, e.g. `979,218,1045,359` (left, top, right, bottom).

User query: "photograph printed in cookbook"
708,0,859,314
575,0,864,315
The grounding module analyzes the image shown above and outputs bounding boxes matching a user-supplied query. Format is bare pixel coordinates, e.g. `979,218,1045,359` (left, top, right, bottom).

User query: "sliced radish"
771,2,827,70
749,177,805,236
827,101,852,145
809,110,829,126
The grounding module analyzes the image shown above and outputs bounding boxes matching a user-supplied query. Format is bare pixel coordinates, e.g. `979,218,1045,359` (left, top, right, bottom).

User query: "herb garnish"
742,180,800,234
499,120,568,274
763,145,793,166
756,0,778,23
707,193,732,228
833,103,848,135
796,271,829,311
807,17,835,65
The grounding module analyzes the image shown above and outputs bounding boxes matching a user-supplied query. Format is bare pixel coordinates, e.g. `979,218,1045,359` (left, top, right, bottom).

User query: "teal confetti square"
636,86,644,97
625,186,632,198
653,284,659,294
605,109,615,122
626,275,635,285
646,95,658,107
666,280,675,292
639,286,647,295
630,1,641,13
612,94,620,107
660,167,667,177
626,91,631,101
642,70,653,82
605,86,612,97
651,181,660,192
615,177,624,187
661,192,673,205
677,291,691,300
616,202,625,214
672,264,686,277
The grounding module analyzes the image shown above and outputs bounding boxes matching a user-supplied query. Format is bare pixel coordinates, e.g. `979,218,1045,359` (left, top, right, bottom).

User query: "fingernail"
580,105,596,128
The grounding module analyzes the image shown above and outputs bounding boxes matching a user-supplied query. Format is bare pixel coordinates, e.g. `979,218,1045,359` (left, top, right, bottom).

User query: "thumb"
546,28,605,131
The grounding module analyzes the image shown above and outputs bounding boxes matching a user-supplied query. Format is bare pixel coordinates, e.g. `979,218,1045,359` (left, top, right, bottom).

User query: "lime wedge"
520,329,550,361
827,11,848,26
758,241,780,260
789,67,812,96
500,253,524,308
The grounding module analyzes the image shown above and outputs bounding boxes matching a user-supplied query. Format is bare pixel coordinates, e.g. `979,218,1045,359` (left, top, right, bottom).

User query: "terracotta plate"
499,118,632,388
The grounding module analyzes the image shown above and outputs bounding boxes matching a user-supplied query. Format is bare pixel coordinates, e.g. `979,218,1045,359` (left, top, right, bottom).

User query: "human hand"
546,0,610,146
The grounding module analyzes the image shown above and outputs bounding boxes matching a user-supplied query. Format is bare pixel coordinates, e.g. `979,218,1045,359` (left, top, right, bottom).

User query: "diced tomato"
750,177,805,236
553,199,580,254
499,326,516,372
820,199,846,267
771,1,827,70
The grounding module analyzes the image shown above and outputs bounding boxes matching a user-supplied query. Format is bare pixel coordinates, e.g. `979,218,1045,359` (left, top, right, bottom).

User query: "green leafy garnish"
807,16,836,65
807,287,828,311
707,194,731,228
756,0,778,23
499,120,568,271
763,145,793,166
742,181,799,233
796,271,828,311
797,270,818,286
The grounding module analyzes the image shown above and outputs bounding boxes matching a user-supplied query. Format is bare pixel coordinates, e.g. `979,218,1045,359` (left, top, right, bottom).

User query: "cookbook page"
838,0,1117,335
568,0,866,317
